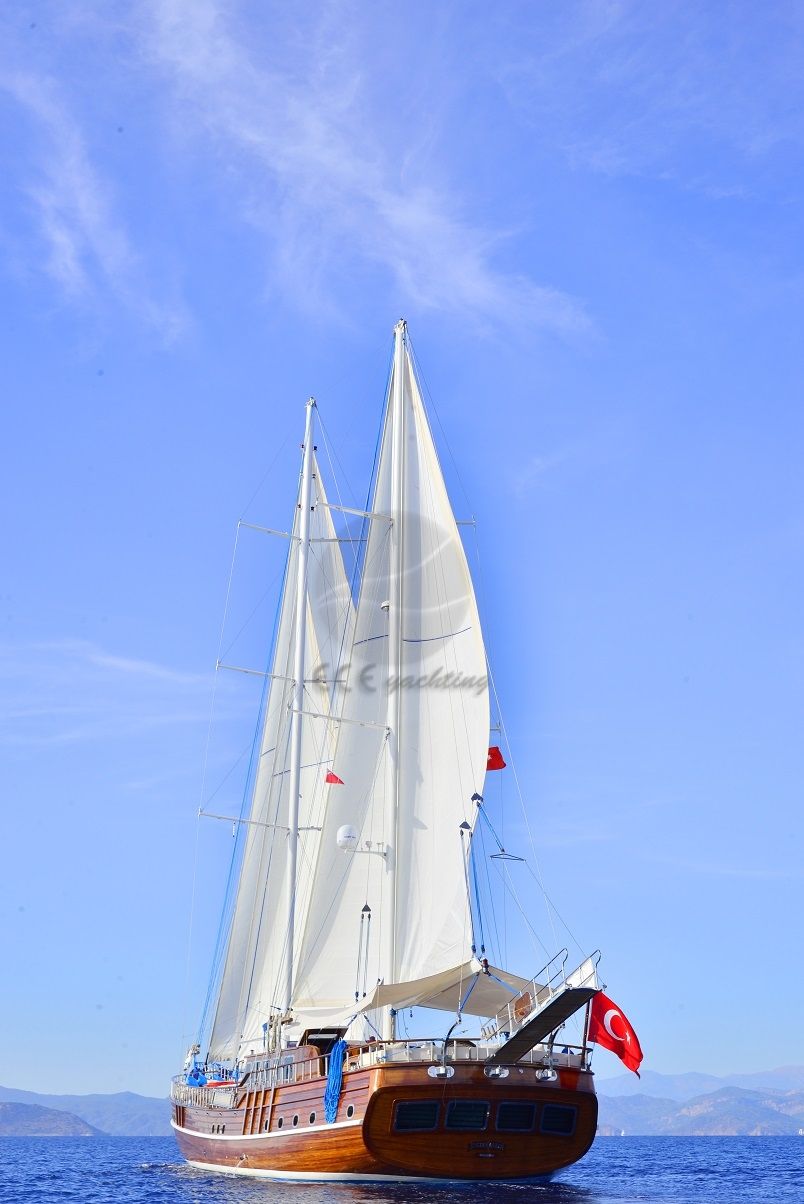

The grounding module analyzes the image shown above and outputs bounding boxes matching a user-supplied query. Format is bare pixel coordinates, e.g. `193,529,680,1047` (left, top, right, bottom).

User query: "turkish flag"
325,771,344,785
487,746,506,771
588,991,643,1076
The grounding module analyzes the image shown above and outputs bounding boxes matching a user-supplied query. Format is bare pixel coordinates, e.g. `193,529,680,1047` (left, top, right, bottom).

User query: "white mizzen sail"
292,324,490,1032
209,446,354,1061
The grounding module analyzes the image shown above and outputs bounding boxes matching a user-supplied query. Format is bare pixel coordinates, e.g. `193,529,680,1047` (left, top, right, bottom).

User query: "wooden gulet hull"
172,1062,598,1182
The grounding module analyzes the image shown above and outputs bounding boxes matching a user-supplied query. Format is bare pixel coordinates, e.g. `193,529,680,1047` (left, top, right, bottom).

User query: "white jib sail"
209,452,354,1061
292,331,490,1031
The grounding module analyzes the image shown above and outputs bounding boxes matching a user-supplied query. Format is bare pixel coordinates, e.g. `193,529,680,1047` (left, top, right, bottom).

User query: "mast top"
394,319,407,336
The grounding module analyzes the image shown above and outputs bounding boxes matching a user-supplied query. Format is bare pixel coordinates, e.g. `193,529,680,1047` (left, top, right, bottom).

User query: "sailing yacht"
171,321,602,1181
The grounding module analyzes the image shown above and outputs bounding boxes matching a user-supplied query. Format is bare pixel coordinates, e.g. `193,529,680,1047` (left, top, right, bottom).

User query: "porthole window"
346,1104,354,1118
277,1117,284,1129
264,1120,269,1131
309,1112,316,1124
222,1125,226,1134
292,1114,299,1127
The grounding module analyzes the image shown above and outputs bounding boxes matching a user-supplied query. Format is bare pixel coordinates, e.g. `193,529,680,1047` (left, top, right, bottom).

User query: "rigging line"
463,521,512,966
339,349,391,616
460,826,477,954
203,687,281,1041
292,815,327,988
277,842,319,1013
316,411,359,558
520,860,585,955
218,565,287,665
493,856,552,961
497,766,508,967
355,910,365,1001
306,537,356,666
487,654,581,956
316,342,386,509
469,508,570,958
202,743,251,806
240,710,295,1033
239,431,293,521
191,517,242,1043
474,517,587,958
361,909,372,999
407,333,476,521
467,830,485,954
477,821,501,966
182,809,203,1046
200,661,276,1045
202,520,296,1046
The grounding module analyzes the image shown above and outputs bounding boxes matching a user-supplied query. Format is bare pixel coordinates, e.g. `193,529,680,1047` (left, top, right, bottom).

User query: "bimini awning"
287,961,537,1035
356,959,534,1018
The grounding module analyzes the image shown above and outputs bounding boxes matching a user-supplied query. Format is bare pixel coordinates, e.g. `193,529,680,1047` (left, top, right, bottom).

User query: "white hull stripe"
172,1117,361,1142
186,1159,550,1184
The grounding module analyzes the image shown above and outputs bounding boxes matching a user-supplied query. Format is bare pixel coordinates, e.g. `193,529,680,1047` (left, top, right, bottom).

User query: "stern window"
497,1102,537,1131
445,1100,489,1131
394,1101,439,1132
540,1104,577,1136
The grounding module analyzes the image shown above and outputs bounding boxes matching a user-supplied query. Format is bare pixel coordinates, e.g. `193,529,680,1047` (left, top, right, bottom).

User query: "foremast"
283,397,316,1021
382,320,407,1041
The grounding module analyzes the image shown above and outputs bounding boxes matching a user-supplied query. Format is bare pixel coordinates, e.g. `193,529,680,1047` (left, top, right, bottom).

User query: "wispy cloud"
510,450,569,499
137,0,585,333
0,639,220,748
646,852,797,881
0,68,187,337
491,1,804,190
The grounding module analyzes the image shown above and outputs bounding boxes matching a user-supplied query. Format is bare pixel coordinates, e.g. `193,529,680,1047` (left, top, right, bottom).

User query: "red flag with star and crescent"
588,991,643,1076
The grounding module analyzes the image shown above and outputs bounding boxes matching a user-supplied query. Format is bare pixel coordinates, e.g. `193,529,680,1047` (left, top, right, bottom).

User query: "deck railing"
481,951,600,1041
169,1038,589,1105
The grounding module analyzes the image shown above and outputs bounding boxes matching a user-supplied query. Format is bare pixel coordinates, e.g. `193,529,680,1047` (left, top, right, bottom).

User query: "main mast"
382,320,406,1040
283,397,316,1022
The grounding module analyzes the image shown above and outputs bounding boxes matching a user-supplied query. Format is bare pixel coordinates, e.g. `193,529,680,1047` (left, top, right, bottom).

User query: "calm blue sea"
0,1137,800,1204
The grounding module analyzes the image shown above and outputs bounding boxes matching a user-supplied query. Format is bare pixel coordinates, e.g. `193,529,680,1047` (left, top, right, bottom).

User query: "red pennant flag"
325,771,344,785
487,746,506,771
588,991,643,1076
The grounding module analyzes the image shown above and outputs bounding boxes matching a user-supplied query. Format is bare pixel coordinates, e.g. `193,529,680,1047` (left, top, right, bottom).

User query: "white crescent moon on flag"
603,1008,626,1042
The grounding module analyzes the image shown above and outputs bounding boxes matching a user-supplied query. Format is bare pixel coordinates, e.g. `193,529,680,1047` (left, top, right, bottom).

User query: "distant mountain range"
0,1102,104,1137
598,1086,804,1136
1,1067,803,1137
0,1087,170,1136
596,1065,804,1102
593,1066,804,1135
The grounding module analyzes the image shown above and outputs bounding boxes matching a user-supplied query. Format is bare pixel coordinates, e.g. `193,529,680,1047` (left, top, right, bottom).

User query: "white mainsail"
209,449,354,1060
292,325,491,1031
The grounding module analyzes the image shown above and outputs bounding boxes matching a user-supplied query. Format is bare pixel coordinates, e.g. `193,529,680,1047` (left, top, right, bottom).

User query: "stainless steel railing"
169,1035,592,1106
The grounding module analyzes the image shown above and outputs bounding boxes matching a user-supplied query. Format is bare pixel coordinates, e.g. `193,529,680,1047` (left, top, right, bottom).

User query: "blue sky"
1,1,802,1096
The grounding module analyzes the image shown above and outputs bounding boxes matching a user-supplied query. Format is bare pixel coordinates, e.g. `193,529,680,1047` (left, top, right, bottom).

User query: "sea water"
0,1136,800,1204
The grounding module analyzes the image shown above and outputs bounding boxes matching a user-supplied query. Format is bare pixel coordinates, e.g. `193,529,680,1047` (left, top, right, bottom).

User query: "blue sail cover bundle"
323,1040,348,1123
186,1063,207,1087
